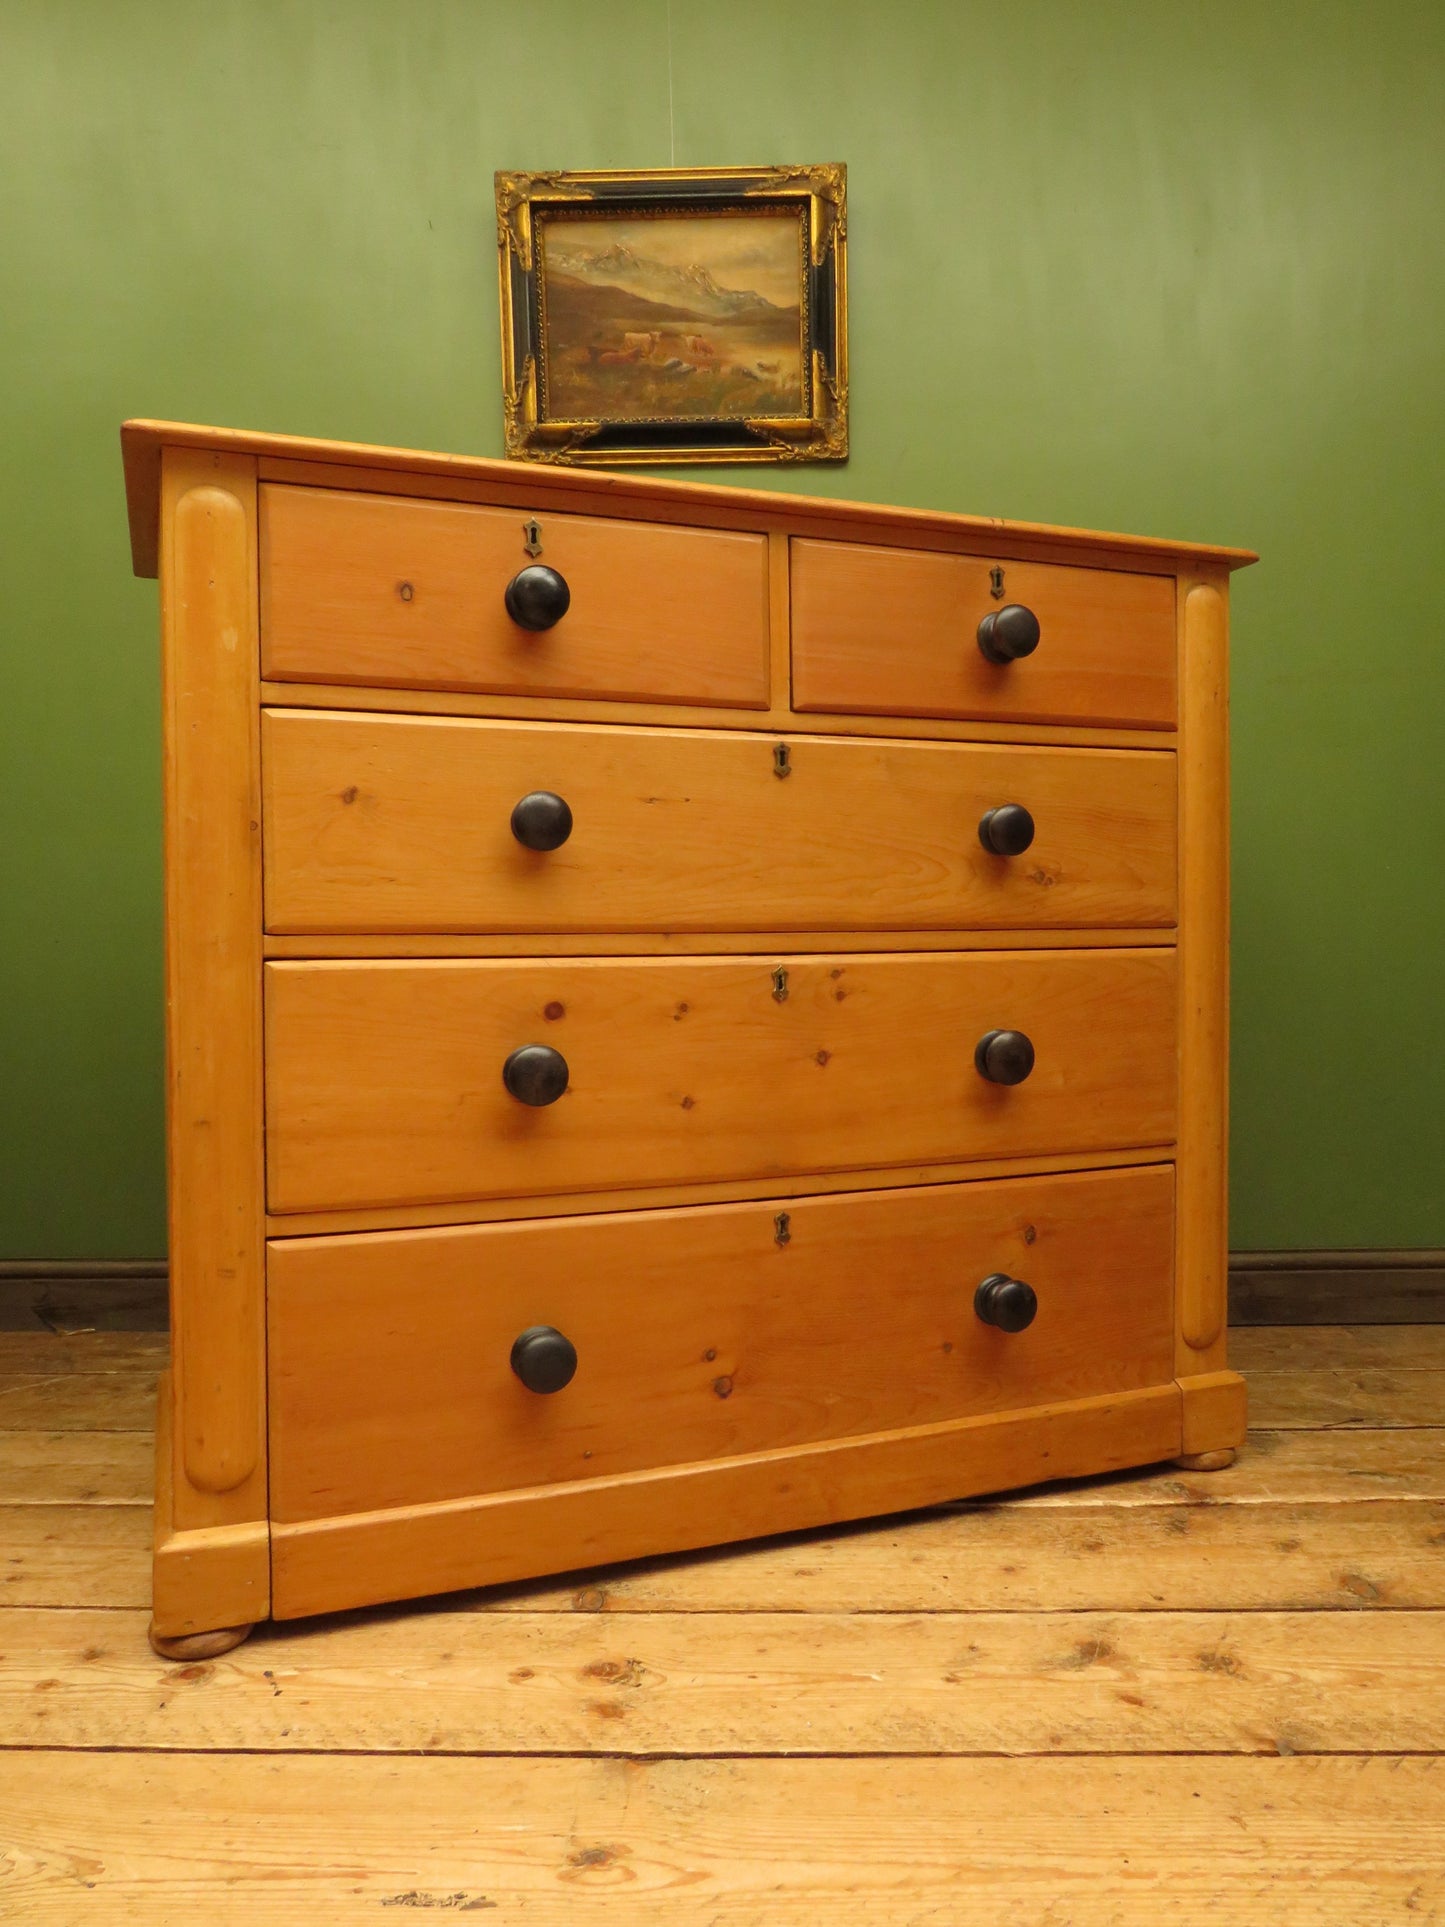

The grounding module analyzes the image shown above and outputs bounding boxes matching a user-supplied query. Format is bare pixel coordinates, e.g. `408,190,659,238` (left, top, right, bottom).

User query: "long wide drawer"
262,711,1177,933
259,485,770,707
791,537,1176,729
264,949,1178,1213
267,1163,1176,1522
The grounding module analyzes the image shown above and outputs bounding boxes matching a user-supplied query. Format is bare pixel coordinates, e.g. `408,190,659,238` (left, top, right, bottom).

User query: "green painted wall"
2,0,1441,1259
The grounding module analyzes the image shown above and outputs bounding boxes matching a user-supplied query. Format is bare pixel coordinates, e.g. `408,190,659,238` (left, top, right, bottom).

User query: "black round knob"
977,603,1041,664
510,1325,578,1393
504,564,571,631
978,803,1036,856
502,1044,570,1106
974,1028,1036,1086
510,791,573,851
974,1273,1038,1333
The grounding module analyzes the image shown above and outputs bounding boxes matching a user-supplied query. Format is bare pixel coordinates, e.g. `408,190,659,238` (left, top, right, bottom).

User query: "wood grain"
5,1604,1445,1755
1009,1426,1445,1505
259,673,1179,748
3,1752,1432,1924
249,454,1248,572
0,1375,155,1432
270,1387,1181,1619
1247,1369,1445,1430
150,1367,266,1641
766,527,790,712
1,1506,153,1608
124,417,1244,1667
1176,575,1231,1373
4,1433,153,1505
1179,1368,1248,1456
123,418,1259,579
260,484,769,707
1233,1326,1445,1371
263,925,1179,959
267,1167,1175,1522
263,949,1179,1213
160,449,267,1525
9,1426,1443,1515
13,1495,1445,1616
259,1147,1172,1239
262,710,1178,934
14,1308,1445,1927
265,716,1179,940
467,1496,1445,1615
792,537,1177,728
10,1402,1445,1516
0,1332,168,1374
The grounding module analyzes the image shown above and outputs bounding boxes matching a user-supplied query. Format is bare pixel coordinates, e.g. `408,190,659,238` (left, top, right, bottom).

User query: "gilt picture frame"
495,164,847,466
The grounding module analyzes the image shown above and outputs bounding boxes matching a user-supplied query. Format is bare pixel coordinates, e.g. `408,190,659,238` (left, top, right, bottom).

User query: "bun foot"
1173,1448,1237,1472
149,1620,255,1661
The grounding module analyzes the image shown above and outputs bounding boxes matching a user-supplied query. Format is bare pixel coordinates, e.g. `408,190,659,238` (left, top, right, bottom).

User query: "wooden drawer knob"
511,791,573,851
502,1044,570,1106
974,1028,1036,1085
510,1325,578,1393
977,604,1041,664
978,803,1036,856
974,1273,1038,1332
504,564,571,631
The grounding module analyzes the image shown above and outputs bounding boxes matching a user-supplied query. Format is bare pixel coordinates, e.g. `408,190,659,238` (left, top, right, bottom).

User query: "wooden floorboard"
0,1373,157,1432
3,1753,1441,1925
1247,1368,1445,1429
4,1431,153,1504
2,1505,153,1608
1231,1326,1445,1371
0,1331,168,1374
7,1604,1445,1756
6,1496,1445,1614
2,1325,1444,1917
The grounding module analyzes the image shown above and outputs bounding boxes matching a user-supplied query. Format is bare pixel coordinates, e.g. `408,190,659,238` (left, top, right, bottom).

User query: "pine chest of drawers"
122,420,1255,1656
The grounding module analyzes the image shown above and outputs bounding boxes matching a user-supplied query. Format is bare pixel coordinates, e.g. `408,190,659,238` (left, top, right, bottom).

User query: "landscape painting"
537,208,808,424
496,165,847,464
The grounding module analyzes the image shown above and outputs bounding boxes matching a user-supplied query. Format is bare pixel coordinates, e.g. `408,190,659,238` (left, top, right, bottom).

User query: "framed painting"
495,164,847,466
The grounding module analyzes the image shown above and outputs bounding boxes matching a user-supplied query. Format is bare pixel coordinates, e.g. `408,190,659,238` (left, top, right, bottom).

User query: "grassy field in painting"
541,274,804,421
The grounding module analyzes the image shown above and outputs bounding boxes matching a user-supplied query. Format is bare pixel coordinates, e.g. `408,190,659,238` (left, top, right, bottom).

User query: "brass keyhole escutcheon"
774,1211,791,1246
773,742,791,778
989,565,1005,599
523,518,543,557
771,966,789,1002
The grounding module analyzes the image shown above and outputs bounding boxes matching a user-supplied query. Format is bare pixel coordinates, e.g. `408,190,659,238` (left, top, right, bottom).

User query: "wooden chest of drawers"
122,420,1254,1656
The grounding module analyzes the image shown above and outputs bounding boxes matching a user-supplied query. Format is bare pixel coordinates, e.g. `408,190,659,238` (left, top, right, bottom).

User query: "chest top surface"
121,418,1257,581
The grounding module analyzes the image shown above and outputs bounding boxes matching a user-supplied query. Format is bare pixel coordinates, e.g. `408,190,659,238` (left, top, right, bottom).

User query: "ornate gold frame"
495,164,847,466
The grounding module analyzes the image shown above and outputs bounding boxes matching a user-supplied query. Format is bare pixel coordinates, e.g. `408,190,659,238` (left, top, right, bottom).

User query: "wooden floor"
3,1325,1444,1922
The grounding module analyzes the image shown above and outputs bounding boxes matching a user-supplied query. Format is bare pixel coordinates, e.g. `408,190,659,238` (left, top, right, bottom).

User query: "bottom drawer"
268,1163,1175,1524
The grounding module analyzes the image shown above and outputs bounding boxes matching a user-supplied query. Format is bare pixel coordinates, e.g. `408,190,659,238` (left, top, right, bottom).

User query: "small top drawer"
791,538,1176,729
259,485,770,708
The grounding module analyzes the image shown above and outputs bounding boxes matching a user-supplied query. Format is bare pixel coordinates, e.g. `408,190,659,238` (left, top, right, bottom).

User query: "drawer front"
268,1163,1176,1521
264,950,1177,1213
259,485,769,708
263,710,1178,934
792,538,1176,729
